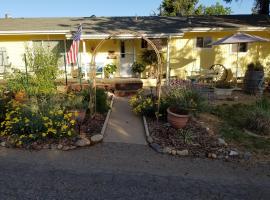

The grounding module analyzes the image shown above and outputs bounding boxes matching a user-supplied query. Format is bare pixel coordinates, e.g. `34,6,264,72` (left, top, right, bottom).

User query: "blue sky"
0,0,254,18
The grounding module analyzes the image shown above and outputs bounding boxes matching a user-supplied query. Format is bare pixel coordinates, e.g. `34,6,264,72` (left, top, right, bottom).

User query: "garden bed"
145,117,240,160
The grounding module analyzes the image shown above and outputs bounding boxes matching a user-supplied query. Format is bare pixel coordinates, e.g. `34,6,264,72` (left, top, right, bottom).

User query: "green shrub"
6,45,61,97
131,62,146,74
96,88,110,114
104,64,117,78
165,87,205,114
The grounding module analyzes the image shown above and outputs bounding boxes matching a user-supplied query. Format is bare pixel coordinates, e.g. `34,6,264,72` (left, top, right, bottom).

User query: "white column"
166,35,171,85
82,40,88,80
133,39,136,62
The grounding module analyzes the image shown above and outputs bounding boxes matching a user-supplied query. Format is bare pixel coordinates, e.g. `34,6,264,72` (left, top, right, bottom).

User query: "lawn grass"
210,98,270,154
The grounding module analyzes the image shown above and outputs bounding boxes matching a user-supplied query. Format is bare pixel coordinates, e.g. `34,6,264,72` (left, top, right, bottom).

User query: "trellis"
89,31,163,120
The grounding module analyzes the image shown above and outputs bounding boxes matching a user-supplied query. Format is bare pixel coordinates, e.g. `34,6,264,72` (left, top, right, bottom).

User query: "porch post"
166,35,171,85
133,39,136,63
82,40,88,80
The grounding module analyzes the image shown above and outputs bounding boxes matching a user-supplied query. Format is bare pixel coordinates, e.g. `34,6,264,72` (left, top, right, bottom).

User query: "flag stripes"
66,25,82,65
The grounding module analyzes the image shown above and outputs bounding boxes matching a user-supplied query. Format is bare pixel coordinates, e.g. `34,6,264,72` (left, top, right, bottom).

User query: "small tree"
6,45,61,97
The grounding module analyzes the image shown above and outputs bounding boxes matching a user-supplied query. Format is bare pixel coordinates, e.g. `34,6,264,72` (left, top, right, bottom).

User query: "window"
121,41,125,58
141,39,148,49
232,43,248,53
196,37,212,48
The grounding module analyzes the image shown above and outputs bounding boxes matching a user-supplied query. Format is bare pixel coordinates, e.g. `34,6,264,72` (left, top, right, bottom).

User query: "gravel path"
0,143,269,200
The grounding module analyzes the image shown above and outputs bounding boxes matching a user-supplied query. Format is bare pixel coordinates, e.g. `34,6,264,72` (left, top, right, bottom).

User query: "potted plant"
214,81,234,98
131,62,146,78
166,87,203,129
104,64,117,78
243,62,264,94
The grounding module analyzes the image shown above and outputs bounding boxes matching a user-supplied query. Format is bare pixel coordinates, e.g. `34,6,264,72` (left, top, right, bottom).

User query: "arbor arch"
89,31,163,120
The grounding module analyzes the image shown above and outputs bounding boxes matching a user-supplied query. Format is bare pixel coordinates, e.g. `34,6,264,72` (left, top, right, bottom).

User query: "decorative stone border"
143,116,189,156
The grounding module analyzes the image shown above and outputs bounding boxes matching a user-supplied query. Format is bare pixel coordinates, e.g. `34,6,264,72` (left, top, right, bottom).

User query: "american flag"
66,25,82,64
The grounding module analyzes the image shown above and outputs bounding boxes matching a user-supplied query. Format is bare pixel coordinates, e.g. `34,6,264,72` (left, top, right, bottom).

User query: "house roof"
0,15,269,36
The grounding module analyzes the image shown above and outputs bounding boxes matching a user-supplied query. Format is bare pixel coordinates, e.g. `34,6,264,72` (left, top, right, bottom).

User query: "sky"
0,0,254,18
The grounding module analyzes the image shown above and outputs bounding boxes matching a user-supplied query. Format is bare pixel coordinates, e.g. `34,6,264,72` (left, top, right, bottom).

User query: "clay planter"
167,107,189,129
69,110,86,124
14,91,27,102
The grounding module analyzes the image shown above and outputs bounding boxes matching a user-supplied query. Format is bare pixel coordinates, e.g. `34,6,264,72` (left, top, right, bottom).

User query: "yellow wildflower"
70,120,76,125
42,133,47,137
67,131,72,136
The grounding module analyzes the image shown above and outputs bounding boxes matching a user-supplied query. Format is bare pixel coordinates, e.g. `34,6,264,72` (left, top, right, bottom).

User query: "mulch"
147,118,226,157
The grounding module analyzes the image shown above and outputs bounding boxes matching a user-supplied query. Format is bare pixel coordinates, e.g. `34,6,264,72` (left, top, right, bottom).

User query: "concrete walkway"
104,96,147,145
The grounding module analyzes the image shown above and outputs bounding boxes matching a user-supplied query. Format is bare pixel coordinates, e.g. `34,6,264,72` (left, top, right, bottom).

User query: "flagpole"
64,39,68,86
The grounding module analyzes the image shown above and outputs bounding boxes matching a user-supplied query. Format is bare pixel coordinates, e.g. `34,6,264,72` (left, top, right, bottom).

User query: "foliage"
141,50,163,66
129,89,156,117
64,92,89,110
0,100,76,146
224,0,269,15
6,45,61,97
131,62,146,74
165,87,205,113
96,88,110,114
196,2,232,15
177,129,193,144
212,97,270,136
104,64,117,78
160,0,231,16
215,81,233,89
246,62,264,72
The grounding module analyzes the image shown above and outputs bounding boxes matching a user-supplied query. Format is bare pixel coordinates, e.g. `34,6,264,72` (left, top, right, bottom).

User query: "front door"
120,40,134,77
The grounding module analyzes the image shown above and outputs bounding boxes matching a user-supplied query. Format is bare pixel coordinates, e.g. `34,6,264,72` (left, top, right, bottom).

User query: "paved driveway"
1,143,270,200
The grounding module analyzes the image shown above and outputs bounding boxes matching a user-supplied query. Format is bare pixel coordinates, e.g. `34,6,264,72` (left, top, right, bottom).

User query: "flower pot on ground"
131,62,146,78
243,62,264,94
165,87,204,129
167,107,189,129
214,81,234,99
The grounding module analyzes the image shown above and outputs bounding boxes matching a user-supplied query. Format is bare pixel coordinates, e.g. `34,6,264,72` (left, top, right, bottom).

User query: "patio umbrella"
212,32,270,79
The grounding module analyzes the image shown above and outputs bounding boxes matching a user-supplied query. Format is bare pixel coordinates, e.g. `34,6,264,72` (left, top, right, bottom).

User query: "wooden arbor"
89,31,163,120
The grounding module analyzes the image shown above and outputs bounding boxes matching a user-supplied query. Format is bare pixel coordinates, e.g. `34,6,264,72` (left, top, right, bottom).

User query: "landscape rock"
229,150,239,157
90,134,103,143
218,138,227,146
163,147,172,154
171,150,177,155
75,138,91,147
177,149,189,156
0,141,6,147
57,144,63,150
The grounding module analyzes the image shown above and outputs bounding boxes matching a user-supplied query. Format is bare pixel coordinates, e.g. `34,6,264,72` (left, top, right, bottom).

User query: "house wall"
169,31,270,79
0,31,270,80
0,34,66,75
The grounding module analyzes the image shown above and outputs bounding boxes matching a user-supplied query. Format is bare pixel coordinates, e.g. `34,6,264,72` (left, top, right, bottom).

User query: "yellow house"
0,15,270,85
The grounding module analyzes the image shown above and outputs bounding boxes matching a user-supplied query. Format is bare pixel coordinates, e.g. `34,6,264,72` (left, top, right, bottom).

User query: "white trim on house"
183,27,270,33
0,30,70,35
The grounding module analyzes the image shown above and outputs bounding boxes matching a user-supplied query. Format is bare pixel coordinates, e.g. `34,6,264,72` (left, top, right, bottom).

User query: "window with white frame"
231,43,248,53
196,37,212,48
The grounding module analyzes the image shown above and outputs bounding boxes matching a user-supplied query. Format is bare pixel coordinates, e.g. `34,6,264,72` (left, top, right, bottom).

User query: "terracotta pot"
69,110,86,123
14,91,27,102
167,107,189,129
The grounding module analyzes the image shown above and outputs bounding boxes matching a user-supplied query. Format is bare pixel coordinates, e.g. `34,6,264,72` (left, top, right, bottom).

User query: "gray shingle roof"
0,15,269,35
